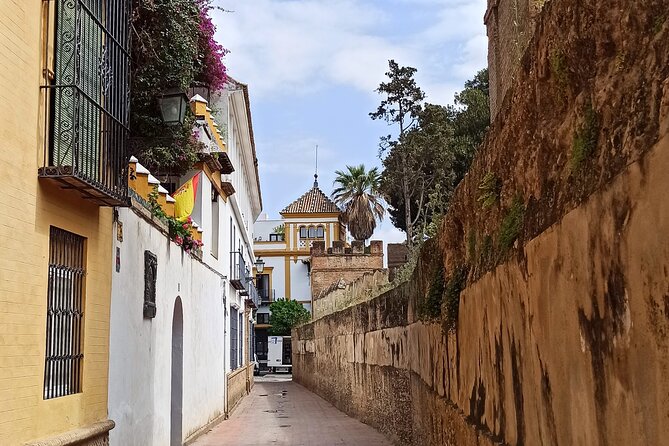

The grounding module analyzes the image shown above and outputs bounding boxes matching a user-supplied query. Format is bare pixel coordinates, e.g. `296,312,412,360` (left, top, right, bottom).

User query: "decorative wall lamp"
254,257,265,274
158,88,189,125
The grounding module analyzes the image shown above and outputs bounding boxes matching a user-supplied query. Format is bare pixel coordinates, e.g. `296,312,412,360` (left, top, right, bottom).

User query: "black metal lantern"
158,89,189,125
254,257,265,274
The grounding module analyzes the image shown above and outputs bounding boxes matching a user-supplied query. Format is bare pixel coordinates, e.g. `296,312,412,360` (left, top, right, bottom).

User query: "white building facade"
252,179,344,370
108,79,262,446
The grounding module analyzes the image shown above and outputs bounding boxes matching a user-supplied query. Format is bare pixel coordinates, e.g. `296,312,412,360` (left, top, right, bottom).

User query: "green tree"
370,60,425,247
381,104,455,235
268,299,310,336
377,69,490,238
331,165,385,241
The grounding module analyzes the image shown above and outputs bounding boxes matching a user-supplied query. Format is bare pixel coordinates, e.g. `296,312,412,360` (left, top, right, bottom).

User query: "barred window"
230,308,238,370
44,227,85,399
239,313,244,367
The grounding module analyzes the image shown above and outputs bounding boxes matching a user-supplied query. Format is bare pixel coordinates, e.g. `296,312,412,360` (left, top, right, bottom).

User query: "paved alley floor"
192,374,391,446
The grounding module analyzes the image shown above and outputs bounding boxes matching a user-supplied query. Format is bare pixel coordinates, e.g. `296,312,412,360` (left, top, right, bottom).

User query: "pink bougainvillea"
195,0,229,91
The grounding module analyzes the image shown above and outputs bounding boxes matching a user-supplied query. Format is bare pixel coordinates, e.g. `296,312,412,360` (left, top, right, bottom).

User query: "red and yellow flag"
173,172,200,221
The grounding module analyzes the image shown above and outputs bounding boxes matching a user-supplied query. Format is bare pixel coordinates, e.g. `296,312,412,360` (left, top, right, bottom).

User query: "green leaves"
268,299,311,336
331,165,385,241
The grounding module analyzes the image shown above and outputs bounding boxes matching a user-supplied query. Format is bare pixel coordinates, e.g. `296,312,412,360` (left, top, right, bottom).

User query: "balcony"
39,0,130,207
259,288,275,304
245,281,260,308
230,251,248,291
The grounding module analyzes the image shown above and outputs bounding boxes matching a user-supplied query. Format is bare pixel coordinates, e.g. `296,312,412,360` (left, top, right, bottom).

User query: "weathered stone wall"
293,0,669,444
486,0,544,119
294,131,669,444
310,240,384,298
312,269,391,320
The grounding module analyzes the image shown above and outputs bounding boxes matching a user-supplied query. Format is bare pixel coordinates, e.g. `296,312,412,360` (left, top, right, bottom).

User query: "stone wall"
227,364,254,414
387,243,410,282
312,269,391,320
310,240,384,299
294,131,669,444
293,0,669,444
485,0,544,120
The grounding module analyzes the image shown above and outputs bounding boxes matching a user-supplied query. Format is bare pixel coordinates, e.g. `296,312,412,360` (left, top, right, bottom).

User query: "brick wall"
310,241,384,300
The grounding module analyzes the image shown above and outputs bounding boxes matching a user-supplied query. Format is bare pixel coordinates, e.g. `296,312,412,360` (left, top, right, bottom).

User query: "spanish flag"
173,172,200,222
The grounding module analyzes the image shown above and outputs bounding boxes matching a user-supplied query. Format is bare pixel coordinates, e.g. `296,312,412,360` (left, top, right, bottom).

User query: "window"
249,324,255,363
230,308,238,370
257,313,270,324
239,313,244,367
308,226,316,238
299,226,307,238
211,189,219,258
269,233,284,242
316,225,324,239
143,251,157,318
41,0,131,204
44,227,85,399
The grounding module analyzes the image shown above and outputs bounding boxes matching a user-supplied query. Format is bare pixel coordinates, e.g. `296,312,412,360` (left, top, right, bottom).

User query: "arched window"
299,226,307,238
308,226,316,238
316,225,324,239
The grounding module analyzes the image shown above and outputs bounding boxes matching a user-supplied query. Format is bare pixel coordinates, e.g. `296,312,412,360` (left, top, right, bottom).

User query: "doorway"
171,297,183,446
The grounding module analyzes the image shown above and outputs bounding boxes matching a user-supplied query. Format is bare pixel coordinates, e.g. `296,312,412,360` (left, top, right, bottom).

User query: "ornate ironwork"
41,0,131,206
143,251,157,318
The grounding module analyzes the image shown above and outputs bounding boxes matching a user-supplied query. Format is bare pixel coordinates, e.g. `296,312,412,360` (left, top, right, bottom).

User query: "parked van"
267,336,292,373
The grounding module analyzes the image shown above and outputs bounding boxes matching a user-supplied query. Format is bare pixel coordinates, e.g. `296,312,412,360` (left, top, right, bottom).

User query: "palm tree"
332,165,385,241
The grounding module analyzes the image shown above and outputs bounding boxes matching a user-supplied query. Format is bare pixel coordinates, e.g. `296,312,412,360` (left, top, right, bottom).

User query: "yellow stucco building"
0,1,130,444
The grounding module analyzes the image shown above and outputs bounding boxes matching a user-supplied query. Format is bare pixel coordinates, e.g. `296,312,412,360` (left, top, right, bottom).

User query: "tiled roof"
281,186,341,214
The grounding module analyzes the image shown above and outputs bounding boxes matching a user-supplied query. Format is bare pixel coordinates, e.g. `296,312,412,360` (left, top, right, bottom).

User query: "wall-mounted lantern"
254,257,265,274
158,89,189,125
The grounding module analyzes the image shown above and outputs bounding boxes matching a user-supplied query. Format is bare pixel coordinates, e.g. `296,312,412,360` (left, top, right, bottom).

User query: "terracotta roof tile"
281,186,341,214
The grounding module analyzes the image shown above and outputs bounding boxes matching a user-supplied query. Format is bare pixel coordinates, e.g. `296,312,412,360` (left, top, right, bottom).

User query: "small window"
269,233,284,242
299,226,307,238
308,226,316,238
316,225,324,238
44,227,85,399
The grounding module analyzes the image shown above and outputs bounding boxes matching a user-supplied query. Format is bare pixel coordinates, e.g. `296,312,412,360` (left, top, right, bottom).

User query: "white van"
267,336,292,373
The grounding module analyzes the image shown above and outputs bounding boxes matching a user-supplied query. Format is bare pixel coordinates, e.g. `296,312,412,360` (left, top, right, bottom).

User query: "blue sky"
212,0,487,243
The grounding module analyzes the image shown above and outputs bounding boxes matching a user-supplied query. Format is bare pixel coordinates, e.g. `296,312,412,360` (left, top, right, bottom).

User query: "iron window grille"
44,227,86,400
239,313,244,367
143,251,157,318
40,0,131,206
230,308,238,370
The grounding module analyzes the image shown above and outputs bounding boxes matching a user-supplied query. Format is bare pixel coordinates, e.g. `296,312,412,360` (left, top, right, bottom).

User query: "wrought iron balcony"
259,288,275,304
230,251,248,291
39,0,131,207
246,281,260,308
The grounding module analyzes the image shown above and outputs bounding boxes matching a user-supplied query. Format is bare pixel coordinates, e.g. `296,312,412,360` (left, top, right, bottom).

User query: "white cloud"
212,0,487,102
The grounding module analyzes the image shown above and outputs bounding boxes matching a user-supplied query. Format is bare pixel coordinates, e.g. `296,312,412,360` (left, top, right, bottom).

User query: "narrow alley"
193,374,390,446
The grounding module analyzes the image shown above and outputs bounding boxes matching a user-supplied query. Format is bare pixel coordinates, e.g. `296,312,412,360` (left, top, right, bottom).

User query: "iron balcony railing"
230,251,248,291
259,288,275,304
245,281,260,308
39,0,131,207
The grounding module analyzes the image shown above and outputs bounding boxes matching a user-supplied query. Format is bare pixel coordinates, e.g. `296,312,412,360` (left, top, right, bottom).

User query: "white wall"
109,208,227,446
290,258,311,302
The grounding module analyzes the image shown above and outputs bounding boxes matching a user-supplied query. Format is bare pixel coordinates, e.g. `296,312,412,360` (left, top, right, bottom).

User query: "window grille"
230,308,238,370
249,324,255,362
40,0,131,206
143,251,157,318
44,227,86,399
239,313,244,367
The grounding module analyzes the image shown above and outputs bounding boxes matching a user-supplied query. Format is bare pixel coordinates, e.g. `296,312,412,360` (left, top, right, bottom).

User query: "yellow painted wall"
0,2,113,444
